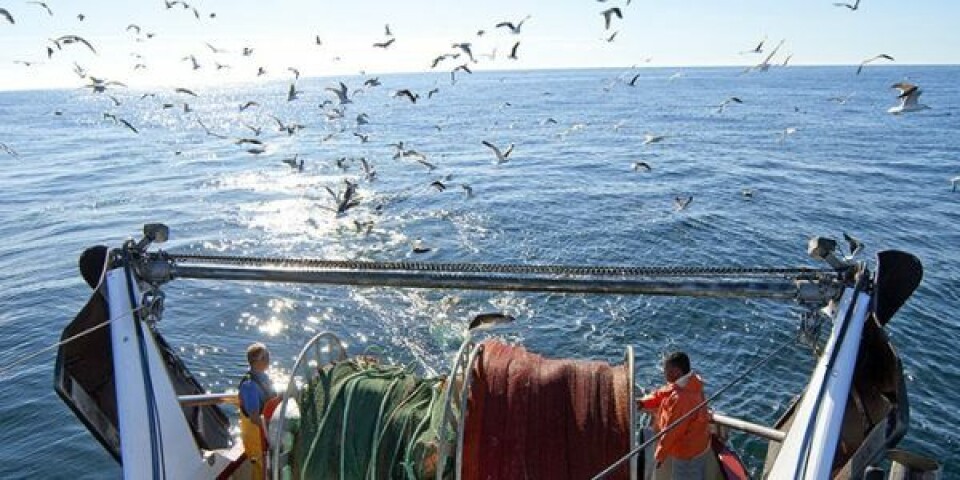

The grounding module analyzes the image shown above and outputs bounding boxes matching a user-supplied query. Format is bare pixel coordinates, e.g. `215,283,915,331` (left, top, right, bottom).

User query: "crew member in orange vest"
238,342,278,480
638,351,711,479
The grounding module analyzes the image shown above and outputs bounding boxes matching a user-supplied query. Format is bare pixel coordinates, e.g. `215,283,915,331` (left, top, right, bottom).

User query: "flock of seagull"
0,0,954,239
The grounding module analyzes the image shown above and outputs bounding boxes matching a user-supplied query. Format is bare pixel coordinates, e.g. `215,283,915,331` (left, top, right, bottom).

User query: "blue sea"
0,66,957,478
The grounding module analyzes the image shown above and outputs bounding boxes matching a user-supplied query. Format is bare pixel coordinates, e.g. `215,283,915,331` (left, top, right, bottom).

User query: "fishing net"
461,339,632,480
292,358,449,479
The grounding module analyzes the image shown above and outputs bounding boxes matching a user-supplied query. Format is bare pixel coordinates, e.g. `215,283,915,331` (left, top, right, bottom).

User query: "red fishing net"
462,340,632,480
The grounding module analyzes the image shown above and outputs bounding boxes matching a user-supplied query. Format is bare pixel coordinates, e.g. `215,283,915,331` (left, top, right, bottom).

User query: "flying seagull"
28,1,53,16
856,54,894,75
0,8,15,24
373,38,395,48
642,134,667,145
481,140,514,164
393,89,419,103
888,82,929,114
741,37,766,54
633,162,652,172
495,15,531,34
778,127,798,143
833,0,861,10
842,232,864,257
0,142,18,157
627,73,641,86
508,41,520,60
52,35,97,55
716,96,743,114
174,87,198,96
674,196,693,211
326,82,352,104
384,24,393,36
601,7,622,30
287,83,302,101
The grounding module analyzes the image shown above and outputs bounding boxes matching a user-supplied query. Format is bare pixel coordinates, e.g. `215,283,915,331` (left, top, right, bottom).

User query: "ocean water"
0,66,957,478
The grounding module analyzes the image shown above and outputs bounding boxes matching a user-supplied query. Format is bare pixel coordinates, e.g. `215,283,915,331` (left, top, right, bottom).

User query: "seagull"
117,118,139,134
508,41,520,60
842,232,864,257
601,7,622,30
427,88,439,99
373,38,395,48
360,158,376,181
951,176,959,192
430,180,446,191
126,24,141,34
242,122,261,136
242,47,254,56
287,83,301,101
833,0,861,10
856,54,894,75
779,127,798,143
384,24,393,36
674,196,693,211
633,162,652,172
174,87,198,96
431,53,460,69
354,132,369,143
481,140,514,164
197,119,228,139
451,64,472,84
281,154,304,171
742,37,766,54
643,134,667,145
326,82,352,104
0,142,18,157
411,239,432,254
393,89,419,103
28,1,53,16
364,77,381,87
716,96,743,114
452,43,476,63
742,189,754,198
204,42,226,54
51,35,97,55
356,113,370,125
256,66,267,76
288,67,300,79
604,31,618,43
233,138,262,146
627,73,641,86
888,82,929,114
182,55,200,70
0,8,15,24
495,15,531,34
239,101,259,111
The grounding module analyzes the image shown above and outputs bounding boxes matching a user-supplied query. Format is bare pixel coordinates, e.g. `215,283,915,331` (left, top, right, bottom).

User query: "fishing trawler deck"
54,224,942,479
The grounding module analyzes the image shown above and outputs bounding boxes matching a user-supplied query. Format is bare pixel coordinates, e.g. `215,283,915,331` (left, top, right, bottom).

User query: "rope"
591,333,798,480
0,253,119,380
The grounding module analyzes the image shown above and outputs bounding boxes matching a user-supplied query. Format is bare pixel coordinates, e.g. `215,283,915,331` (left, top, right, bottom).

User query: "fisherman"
637,351,711,479
238,342,278,480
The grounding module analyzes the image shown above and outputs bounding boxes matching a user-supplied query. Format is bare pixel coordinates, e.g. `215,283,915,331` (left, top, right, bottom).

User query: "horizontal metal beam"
138,260,838,301
712,413,786,442
177,393,236,407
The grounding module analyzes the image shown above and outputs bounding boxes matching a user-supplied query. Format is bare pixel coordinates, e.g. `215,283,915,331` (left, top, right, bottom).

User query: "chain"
166,252,834,279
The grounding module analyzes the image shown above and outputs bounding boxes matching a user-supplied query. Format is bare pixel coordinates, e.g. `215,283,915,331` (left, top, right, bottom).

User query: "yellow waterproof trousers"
239,414,265,480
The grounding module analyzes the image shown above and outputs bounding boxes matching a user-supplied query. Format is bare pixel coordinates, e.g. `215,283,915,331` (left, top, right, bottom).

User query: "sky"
0,0,958,91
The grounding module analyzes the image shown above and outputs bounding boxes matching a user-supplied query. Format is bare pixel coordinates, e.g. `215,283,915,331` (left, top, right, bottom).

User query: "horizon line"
1,62,956,94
